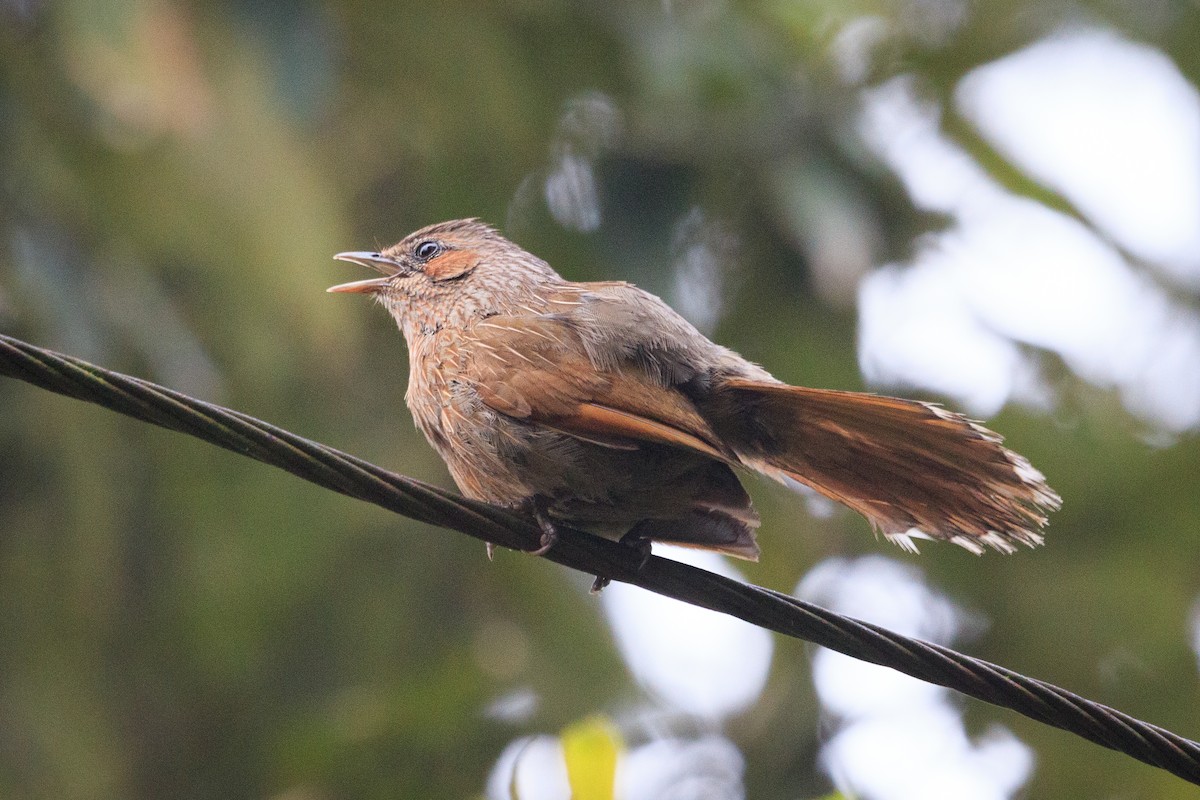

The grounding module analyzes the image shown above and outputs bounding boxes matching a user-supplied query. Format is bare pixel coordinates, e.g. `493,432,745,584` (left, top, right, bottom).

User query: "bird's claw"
590,533,653,593
619,531,653,570
528,499,559,557
530,528,557,556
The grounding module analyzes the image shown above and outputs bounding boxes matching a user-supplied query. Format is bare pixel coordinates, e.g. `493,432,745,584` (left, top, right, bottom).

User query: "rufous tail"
714,380,1061,554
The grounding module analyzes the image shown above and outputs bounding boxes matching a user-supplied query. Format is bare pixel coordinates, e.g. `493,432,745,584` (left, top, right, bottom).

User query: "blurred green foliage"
2,1,1200,798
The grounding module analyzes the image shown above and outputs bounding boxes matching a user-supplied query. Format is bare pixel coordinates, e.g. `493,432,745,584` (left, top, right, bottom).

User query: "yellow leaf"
561,715,623,800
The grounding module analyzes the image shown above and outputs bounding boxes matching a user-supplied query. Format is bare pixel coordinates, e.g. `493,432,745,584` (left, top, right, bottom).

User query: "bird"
328,218,1060,566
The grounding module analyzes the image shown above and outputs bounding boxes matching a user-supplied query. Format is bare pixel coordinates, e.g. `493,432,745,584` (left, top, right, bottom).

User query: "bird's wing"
466,313,732,463
554,281,734,384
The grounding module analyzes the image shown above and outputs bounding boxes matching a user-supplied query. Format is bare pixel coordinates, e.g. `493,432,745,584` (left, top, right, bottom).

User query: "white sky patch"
601,547,774,719
487,728,746,800
485,736,570,800
797,556,1034,800
944,201,1200,430
830,16,889,85
618,735,745,800
856,76,1200,430
821,708,1034,800
958,29,1200,286
485,550,762,797
858,77,997,215
545,148,602,232
859,261,1024,416
543,92,622,233
768,157,879,308
670,207,735,335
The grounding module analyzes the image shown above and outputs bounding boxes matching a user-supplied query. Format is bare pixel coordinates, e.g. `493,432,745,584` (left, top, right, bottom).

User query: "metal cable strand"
2,331,1198,785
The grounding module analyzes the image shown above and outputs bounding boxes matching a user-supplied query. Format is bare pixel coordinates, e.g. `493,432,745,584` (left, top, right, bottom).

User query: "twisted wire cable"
2,332,1198,785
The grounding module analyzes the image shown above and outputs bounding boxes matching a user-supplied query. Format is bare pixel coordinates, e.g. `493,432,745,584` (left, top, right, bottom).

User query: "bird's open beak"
327,252,403,294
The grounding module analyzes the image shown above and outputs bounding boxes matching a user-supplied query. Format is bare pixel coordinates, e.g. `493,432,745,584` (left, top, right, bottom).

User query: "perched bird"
329,219,1059,563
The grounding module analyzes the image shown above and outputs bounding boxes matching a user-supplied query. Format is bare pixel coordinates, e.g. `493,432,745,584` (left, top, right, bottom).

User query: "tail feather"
715,380,1061,554
628,509,761,561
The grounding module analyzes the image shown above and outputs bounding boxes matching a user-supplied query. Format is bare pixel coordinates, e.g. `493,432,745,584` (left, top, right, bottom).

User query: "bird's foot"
590,532,653,594
527,498,559,557
618,530,653,571
524,497,594,585
486,542,496,561
530,528,557,557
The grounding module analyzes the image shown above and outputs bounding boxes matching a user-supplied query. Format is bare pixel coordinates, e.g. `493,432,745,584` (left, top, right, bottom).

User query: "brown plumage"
329,219,1060,560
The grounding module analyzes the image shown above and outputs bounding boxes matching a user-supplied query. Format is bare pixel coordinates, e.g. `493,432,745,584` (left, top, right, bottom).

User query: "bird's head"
329,219,562,335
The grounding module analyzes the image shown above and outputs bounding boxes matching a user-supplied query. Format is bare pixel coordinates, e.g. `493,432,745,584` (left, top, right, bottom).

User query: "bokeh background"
3,1,1200,798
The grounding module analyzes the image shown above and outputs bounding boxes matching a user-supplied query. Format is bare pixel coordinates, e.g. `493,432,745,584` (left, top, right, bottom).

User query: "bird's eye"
414,241,442,262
